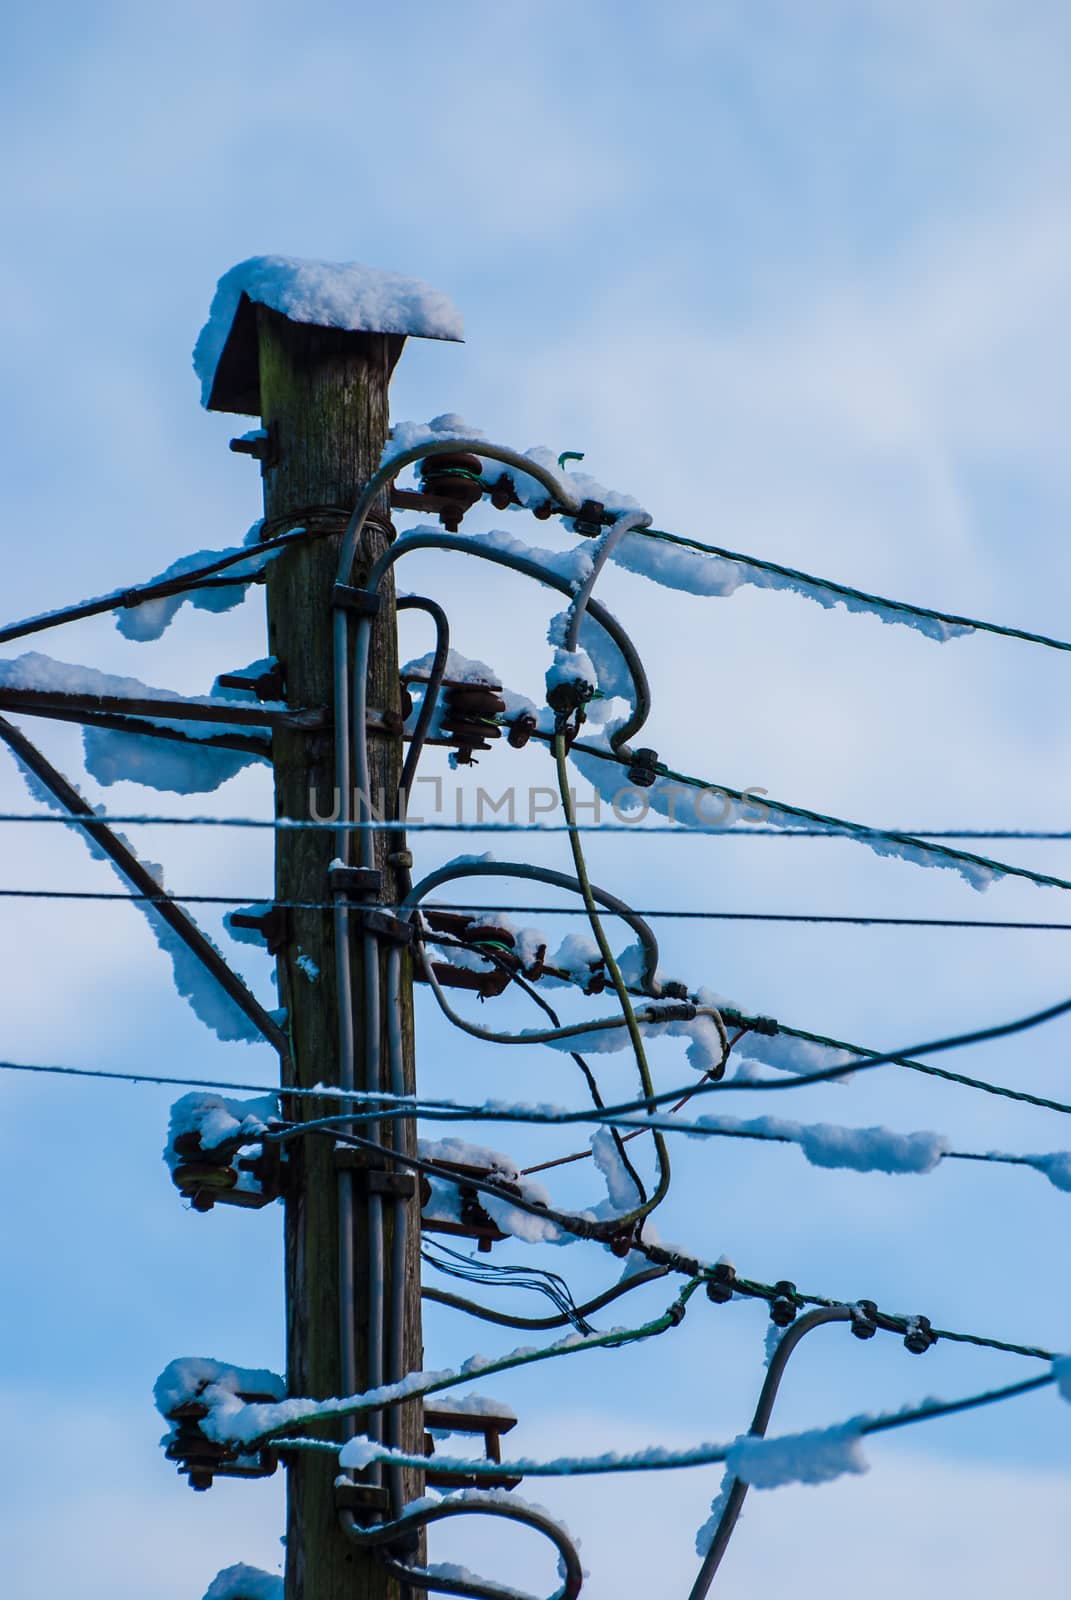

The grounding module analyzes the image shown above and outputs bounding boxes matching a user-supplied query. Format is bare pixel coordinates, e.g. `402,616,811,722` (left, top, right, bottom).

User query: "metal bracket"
229,421,279,472
572,499,607,537
228,905,291,955
334,1147,417,1199
335,1481,392,1521
165,1393,280,1491
328,865,383,900
356,908,414,946
216,661,287,703
332,583,383,616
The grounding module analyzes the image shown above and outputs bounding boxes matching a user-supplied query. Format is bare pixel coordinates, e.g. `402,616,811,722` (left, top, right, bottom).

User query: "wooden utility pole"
209,300,425,1597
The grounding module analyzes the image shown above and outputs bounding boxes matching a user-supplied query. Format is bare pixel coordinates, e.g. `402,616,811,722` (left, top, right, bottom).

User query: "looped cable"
340,1494,583,1600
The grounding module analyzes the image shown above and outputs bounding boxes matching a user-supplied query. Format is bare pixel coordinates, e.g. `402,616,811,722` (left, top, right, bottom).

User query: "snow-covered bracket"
155,1357,287,1492
166,1091,286,1212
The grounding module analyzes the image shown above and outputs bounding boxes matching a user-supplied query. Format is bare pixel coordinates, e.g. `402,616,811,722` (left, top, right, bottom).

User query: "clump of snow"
726,1421,869,1489
550,607,634,708
338,1434,380,1471
610,529,974,644
427,1392,516,1422
165,1091,279,1172
688,1113,948,1175
195,258,463,406
115,524,272,641
695,1467,735,1557
567,725,999,892
542,932,603,988
764,1321,785,1369
796,1122,947,1174
419,1135,568,1246
154,1356,286,1418
296,952,320,983
1024,1152,1071,1192
590,1127,643,1211
8,751,268,1042
202,1565,282,1600
1,650,270,795
505,444,644,520
385,414,487,471
546,646,595,702
535,997,726,1079
84,725,261,794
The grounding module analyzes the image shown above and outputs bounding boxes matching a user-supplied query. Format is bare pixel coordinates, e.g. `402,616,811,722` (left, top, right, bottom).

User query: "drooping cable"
635,524,1071,656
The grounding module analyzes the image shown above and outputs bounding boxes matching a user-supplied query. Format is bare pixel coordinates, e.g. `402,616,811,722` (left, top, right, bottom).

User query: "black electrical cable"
16,887,1071,937
0,523,323,648
420,1239,595,1332
422,1264,671,1332
429,932,648,1208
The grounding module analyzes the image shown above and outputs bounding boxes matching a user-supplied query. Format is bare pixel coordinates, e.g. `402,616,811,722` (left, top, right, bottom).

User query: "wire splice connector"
626,748,660,788
769,1281,799,1327
706,1262,736,1303
904,1315,938,1354
572,500,606,538
850,1299,879,1340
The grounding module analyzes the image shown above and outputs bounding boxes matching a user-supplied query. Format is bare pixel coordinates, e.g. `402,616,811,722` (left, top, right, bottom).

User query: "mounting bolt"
228,422,279,471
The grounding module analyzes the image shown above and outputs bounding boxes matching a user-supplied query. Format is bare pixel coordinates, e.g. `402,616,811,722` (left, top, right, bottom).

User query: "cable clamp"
660,980,690,1001
903,1314,937,1354
357,907,414,946
706,1262,736,1304
334,1147,417,1199
332,583,383,616
626,747,660,788
336,1481,392,1521
769,1281,799,1327
329,865,382,900
572,499,606,538
850,1299,879,1341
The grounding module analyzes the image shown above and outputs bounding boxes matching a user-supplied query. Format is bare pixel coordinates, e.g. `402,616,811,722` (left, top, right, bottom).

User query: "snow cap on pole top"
194,255,464,414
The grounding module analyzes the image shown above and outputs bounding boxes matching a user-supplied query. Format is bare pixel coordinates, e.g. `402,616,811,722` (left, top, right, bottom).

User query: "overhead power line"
640,525,1071,655
10,884,1071,935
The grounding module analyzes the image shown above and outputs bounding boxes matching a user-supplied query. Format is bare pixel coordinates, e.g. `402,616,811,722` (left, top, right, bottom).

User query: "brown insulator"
419,452,485,532
441,680,506,762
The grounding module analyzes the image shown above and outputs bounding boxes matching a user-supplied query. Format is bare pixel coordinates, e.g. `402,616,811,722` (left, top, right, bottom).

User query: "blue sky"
3,3,1071,1594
